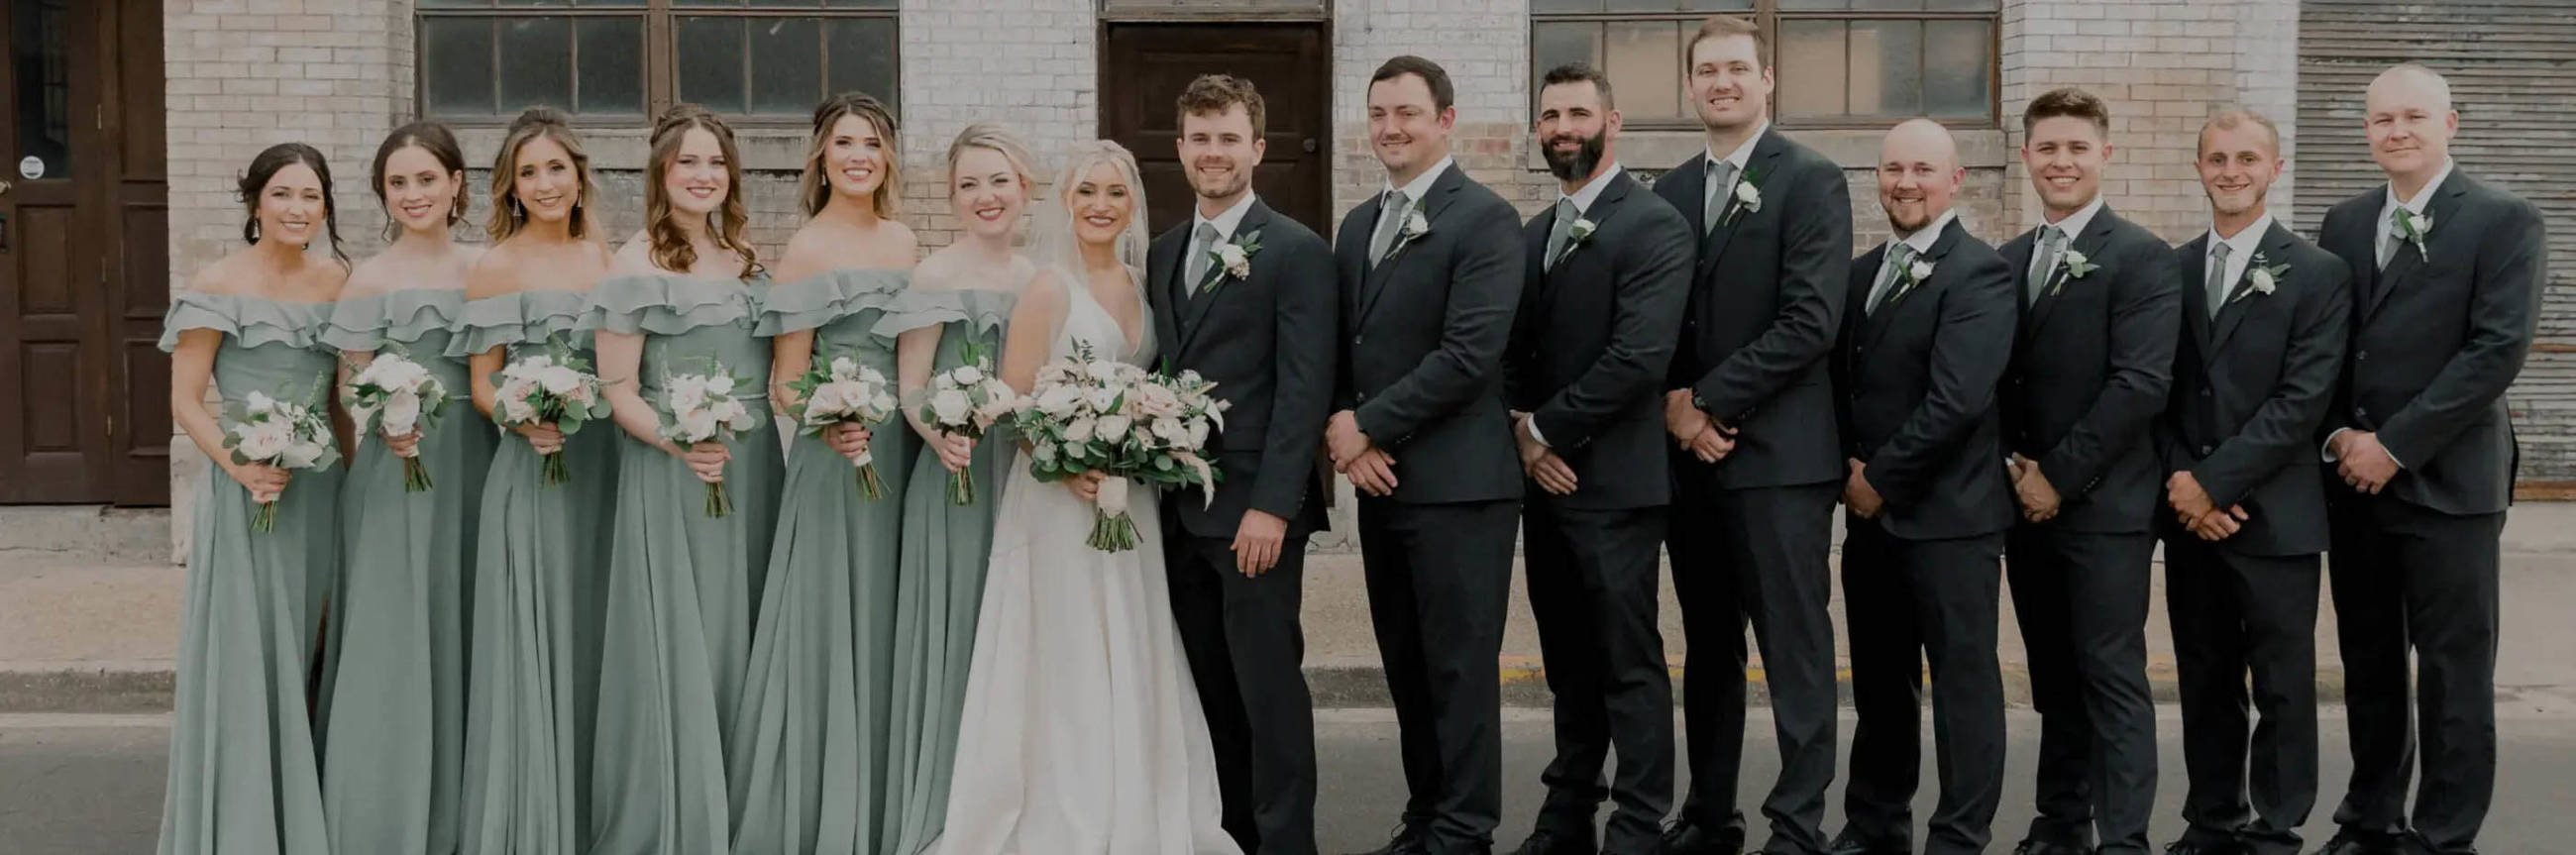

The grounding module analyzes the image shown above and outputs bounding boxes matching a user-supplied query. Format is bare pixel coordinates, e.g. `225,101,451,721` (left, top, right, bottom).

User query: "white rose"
1097,414,1132,442
676,408,720,441
929,388,972,426
1909,260,1934,282
951,365,985,385
502,397,538,424
1186,420,1210,450
237,421,290,461
830,356,859,377
1152,416,1186,443
2248,267,2277,294
1087,360,1123,381
1087,387,1122,412
537,366,584,396
382,393,423,435
1064,417,1096,444
704,374,736,396
245,390,277,413
1036,383,1086,417
279,439,326,470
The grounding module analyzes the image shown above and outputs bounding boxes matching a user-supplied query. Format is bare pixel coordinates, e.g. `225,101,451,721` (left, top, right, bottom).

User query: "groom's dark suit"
1504,168,1691,853
1334,160,1526,855
2314,168,2543,854
1151,195,1338,855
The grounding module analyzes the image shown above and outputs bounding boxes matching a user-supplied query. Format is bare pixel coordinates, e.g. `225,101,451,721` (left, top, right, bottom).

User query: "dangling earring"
250,220,262,241
511,197,524,219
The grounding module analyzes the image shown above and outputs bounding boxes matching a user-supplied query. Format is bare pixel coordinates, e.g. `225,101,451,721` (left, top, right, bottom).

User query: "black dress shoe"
2014,840,2094,855
2166,840,2251,855
1657,818,1744,855
2309,830,2403,855
1348,822,1431,855
1824,832,1908,855
1510,825,1600,855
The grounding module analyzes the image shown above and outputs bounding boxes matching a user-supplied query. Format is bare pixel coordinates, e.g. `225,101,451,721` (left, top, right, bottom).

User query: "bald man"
1826,119,2018,855
2311,63,2545,855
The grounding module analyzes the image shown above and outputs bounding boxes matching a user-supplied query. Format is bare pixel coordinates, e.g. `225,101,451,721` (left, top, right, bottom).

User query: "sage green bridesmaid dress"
880,286,1019,855
586,273,786,855
454,288,620,855
317,286,497,855
728,268,924,854
156,291,346,855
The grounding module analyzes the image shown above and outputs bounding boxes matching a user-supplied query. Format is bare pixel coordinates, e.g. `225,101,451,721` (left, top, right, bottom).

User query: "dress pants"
1359,496,1520,855
2161,537,2320,855
1665,468,1841,854
2005,525,2159,854
2325,493,2504,855
1524,495,1673,854
1839,519,2006,855
1168,521,1321,855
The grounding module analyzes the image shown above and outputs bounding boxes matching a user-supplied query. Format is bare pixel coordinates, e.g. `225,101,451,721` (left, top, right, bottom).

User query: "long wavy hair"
645,104,761,277
484,107,600,242
238,142,350,266
801,92,903,220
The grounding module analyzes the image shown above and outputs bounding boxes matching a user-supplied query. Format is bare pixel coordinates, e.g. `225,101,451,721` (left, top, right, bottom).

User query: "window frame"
413,0,902,128
1528,0,2000,132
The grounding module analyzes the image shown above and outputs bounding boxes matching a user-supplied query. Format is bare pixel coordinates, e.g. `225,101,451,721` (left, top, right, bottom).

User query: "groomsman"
2155,107,2348,855
1829,118,2018,855
1996,87,2179,855
1503,62,1692,855
1332,54,1527,855
1152,73,1337,855
1649,15,1853,854
2312,63,2543,855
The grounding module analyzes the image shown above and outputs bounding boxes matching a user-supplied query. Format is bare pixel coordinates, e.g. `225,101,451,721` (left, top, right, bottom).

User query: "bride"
933,141,1240,854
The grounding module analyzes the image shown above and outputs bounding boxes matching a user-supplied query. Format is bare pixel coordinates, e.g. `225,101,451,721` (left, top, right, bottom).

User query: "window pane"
1927,0,1998,8
1678,0,1755,9
1531,21,1601,103
676,17,747,113
419,0,487,7
824,0,899,7
1924,19,1990,117
1531,0,1604,12
422,18,495,115
825,17,900,112
1775,20,1844,119
1603,21,1681,122
496,0,574,6
574,16,643,115
1847,20,1921,117
750,17,823,114
497,17,572,111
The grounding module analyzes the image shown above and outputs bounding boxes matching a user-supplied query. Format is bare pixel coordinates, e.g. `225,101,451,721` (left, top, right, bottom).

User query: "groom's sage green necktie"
1544,198,1575,272
1369,190,1409,268
1187,222,1218,290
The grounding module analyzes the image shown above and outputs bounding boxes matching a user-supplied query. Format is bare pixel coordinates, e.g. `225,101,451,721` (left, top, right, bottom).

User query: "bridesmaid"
158,142,353,855
453,107,619,855
317,120,495,855
588,103,786,855
881,123,1040,855
728,92,923,854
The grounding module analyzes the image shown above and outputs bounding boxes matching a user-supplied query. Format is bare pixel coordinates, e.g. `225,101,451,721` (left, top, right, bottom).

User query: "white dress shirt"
1705,121,1769,176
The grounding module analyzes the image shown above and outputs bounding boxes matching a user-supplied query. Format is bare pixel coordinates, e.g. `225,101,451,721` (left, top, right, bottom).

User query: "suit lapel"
2364,176,2466,323
2208,223,2295,358
2180,234,2213,358
2024,206,2116,340
1698,132,1782,280
1543,172,1636,299
1359,166,1464,324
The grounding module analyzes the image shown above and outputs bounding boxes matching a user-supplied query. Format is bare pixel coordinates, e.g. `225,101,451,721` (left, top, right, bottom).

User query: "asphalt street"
7,708,2574,854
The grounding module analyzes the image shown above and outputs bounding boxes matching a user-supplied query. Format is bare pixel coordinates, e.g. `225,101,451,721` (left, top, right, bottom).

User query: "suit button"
1352,336,1364,346
2200,444,2214,455
2200,388,2212,397
2357,351,2368,362
2355,406,2368,419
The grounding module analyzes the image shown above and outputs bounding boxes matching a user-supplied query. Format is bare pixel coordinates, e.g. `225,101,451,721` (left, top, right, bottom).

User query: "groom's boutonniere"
1203,230,1262,291
1554,217,1597,266
2238,253,2290,302
1722,166,1765,227
1387,208,1433,259
1887,257,1936,307
2395,207,2433,260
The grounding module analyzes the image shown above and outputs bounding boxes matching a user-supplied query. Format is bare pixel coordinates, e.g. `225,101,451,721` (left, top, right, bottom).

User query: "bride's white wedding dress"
933,269,1240,855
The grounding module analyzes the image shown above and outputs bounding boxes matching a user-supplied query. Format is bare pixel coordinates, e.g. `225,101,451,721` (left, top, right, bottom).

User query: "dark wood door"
0,0,167,504
1100,22,1331,238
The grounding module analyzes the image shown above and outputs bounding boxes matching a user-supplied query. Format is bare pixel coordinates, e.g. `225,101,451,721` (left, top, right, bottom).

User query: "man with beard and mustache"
1648,14,1853,855
2311,63,2542,855
1995,87,2178,855
1829,117,2018,855
1500,61,1692,855
1332,54,1526,855
2154,107,2347,855
1148,72,1337,855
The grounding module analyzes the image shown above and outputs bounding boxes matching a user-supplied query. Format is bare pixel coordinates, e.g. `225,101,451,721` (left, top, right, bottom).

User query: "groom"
1151,73,1338,855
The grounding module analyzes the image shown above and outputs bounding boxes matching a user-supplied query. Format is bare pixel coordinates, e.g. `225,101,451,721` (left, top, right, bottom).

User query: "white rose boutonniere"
1722,167,1765,227
2395,208,2433,261
1203,229,1262,291
2239,254,2292,303
1885,258,1936,308
1553,217,1597,267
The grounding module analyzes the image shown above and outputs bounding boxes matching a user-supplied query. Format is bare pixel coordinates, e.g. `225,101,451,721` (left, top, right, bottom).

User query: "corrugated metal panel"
2297,0,2576,485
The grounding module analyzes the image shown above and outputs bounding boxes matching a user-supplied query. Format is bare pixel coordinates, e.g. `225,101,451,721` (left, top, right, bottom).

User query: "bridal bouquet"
490,338,611,487
222,377,341,533
657,362,764,517
912,342,1018,505
343,348,447,491
1014,346,1230,552
786,352,900,499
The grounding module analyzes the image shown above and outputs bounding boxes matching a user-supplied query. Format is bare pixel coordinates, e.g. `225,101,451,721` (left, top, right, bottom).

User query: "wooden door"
1100,22,1332,237
0,0,167,504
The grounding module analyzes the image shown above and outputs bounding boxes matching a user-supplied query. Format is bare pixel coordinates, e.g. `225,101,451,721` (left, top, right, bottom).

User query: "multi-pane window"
1531,0,1996,128
417,0,900,123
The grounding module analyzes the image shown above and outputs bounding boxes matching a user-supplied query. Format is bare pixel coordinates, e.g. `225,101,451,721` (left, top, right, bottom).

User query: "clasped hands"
1327,410,1399,497
2329,429,2399,494
1662,390,1735,464
2165,470,2249,541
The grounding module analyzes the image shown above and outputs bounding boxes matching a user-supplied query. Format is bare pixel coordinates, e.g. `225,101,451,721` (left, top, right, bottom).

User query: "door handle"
1302,138,1318,154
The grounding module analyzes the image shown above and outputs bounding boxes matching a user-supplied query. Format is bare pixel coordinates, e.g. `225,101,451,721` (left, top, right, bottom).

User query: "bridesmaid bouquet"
1013,346,1230,552
490,339,610,487
912,344,1019,506
343,348,448,491
656,362,765,517
786,352,901,499
221,378,341,533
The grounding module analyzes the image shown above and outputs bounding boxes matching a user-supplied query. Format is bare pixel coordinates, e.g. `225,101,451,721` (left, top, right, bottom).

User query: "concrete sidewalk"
10,503,2576,712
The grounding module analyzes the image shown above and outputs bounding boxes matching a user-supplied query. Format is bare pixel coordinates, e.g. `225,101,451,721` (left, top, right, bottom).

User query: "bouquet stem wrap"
1088,477,1136,551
